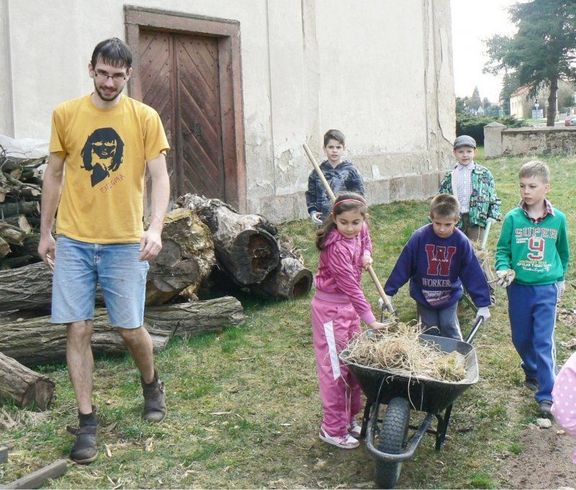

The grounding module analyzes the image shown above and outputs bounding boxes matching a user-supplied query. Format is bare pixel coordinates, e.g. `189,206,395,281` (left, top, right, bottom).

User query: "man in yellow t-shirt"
38,38,170,465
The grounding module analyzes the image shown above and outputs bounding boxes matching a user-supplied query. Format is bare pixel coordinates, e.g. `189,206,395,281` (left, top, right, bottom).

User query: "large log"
0,262,53,313
0,297,242,365
146,208,216,305
250,256,313,300
180,194,280,285
0,352,55,410
145,296,244,338
0,313,170,366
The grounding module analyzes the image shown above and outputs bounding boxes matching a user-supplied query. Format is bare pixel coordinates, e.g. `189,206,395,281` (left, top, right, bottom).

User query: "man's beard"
94,83,122,102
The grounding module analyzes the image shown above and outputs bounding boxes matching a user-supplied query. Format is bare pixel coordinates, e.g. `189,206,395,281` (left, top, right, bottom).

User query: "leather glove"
309,211,323,226
475,306,491,321
496,269,515,288
557,280,566,299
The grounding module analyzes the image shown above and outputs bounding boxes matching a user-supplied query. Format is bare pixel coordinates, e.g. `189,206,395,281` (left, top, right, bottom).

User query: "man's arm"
37,152,66,269
140,153,170,261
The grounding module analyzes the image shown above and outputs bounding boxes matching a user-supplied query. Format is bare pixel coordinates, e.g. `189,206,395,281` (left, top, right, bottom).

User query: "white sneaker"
319,427,359,449
349,420,362,438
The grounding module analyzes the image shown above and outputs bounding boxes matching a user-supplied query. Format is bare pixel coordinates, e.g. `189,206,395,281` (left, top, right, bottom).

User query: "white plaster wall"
2,0,455,222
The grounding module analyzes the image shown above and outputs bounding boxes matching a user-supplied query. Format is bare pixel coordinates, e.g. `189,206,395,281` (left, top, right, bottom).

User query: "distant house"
0,1,456,222
509,85,532,120
509,81,575,121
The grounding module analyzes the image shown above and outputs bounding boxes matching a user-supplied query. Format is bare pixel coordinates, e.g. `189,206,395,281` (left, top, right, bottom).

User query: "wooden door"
138,30,225,202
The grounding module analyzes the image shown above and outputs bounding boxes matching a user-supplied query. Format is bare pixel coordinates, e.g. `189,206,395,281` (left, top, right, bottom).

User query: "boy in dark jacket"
305,129,365,225
384,194,491,340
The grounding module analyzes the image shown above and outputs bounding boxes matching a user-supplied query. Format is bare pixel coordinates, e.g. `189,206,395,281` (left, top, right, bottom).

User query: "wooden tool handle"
303,143,388,303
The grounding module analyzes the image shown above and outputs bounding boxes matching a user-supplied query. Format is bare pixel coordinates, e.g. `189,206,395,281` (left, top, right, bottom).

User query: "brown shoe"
141,370,167,422
68,409,98,464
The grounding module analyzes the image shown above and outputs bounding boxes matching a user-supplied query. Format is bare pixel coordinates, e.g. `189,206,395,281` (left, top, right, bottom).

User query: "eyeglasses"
93,69,127,81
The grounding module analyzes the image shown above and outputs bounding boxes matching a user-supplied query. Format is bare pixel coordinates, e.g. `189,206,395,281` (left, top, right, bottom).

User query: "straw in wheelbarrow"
341,322,469,382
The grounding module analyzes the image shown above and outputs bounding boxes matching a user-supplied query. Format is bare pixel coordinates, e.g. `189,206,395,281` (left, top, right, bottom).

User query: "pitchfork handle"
303,143,390,306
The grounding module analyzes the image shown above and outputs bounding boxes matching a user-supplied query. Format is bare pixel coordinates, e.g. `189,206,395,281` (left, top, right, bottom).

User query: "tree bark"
145,296,244,338
0,312,170,366
0,297,242,365
146,208,216,305
0,352,55,410
547,76,558,127
0,262,53,313
179,194,280,285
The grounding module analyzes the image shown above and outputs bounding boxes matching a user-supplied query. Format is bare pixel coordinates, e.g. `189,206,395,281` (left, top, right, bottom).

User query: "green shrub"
456,114,525,145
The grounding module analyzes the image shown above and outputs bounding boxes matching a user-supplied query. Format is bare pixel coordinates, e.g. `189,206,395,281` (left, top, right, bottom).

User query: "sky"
451,0,519,103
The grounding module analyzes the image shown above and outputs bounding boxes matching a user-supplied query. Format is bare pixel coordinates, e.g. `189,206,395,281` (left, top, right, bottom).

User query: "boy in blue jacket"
306,129,365,225
384,194,491,339
495,160,570,416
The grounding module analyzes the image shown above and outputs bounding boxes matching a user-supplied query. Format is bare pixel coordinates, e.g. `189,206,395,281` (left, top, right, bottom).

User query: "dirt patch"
501,422,576,489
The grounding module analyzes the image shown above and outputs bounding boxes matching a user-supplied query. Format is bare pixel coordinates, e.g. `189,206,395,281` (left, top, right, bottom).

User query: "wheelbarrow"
339,317,484,488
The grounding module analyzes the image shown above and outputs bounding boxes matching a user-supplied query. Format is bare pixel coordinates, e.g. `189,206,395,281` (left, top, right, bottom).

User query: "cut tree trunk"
0,297,242,365
0,352,55,409
145,296,244,338
146,208,216,305
0,312,170,366
180,194,280,285
0,262,53,312
250,256,313,300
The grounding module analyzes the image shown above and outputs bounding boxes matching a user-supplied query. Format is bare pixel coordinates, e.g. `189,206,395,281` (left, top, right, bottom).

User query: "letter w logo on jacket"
425,245,456,276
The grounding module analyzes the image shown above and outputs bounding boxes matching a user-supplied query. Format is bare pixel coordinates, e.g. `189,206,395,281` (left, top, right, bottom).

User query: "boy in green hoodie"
495,160,570,417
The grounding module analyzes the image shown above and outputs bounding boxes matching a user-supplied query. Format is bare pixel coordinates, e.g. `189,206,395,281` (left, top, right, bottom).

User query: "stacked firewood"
0,144,44,269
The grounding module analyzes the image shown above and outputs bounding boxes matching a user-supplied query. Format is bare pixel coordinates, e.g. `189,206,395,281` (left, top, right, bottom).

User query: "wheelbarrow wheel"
375,397,411,489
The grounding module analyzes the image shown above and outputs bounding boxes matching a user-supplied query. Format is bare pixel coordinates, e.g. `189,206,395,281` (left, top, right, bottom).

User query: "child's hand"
496,269,515,288
309,211,323,226
362,255,373,270
368,321,388,330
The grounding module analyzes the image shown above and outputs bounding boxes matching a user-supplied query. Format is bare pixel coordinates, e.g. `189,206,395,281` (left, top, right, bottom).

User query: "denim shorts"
51,236,149,328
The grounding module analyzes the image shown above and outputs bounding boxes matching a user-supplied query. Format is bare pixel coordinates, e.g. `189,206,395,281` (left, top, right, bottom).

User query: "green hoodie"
495,206,570,285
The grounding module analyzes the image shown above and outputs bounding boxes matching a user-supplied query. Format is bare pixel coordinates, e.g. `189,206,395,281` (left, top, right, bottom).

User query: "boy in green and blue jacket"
495,160,570,417
439,135,501,242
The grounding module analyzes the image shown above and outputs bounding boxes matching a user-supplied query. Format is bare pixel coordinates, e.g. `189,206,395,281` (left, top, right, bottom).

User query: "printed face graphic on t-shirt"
81,127,124,187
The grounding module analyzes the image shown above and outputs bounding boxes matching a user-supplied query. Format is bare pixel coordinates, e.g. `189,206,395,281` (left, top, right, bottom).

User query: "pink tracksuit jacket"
311,223,376,437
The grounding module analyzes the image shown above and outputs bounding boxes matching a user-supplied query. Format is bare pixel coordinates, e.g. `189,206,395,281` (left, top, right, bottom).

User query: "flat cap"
453,135,477,149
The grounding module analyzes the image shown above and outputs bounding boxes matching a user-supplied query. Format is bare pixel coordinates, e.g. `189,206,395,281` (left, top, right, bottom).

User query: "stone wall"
484,123,576,158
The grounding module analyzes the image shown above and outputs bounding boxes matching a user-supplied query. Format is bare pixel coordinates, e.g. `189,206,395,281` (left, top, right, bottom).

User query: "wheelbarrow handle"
464,315,484,344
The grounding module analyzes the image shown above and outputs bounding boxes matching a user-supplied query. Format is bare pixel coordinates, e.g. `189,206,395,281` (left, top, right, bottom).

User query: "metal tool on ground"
302,143,393,312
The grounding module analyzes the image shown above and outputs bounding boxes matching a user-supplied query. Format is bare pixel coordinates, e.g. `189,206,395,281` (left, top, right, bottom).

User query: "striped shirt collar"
520,198,554,223
455,161,475,172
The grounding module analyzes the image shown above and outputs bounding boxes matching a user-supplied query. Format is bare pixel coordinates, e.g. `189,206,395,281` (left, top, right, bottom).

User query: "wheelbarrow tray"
341,332,479,414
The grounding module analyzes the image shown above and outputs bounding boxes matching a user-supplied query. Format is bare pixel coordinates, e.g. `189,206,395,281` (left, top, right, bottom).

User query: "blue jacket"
384,224,491,309
305,160,365,219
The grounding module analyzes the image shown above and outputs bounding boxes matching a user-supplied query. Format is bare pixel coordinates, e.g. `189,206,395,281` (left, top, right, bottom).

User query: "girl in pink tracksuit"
312,193,386,449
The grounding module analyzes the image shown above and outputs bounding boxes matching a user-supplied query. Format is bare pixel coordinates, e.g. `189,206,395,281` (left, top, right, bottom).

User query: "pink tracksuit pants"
311,294,362,437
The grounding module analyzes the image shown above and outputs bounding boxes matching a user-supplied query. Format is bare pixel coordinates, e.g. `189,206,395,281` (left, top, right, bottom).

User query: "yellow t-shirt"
50,95,169,243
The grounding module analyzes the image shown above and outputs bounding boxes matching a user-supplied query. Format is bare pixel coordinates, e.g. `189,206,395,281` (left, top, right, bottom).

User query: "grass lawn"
1,153,575,488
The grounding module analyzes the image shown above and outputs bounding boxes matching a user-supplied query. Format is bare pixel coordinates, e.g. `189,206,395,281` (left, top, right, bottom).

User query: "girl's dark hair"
323,129,345,147
91,37,133,69
315,192,368,250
